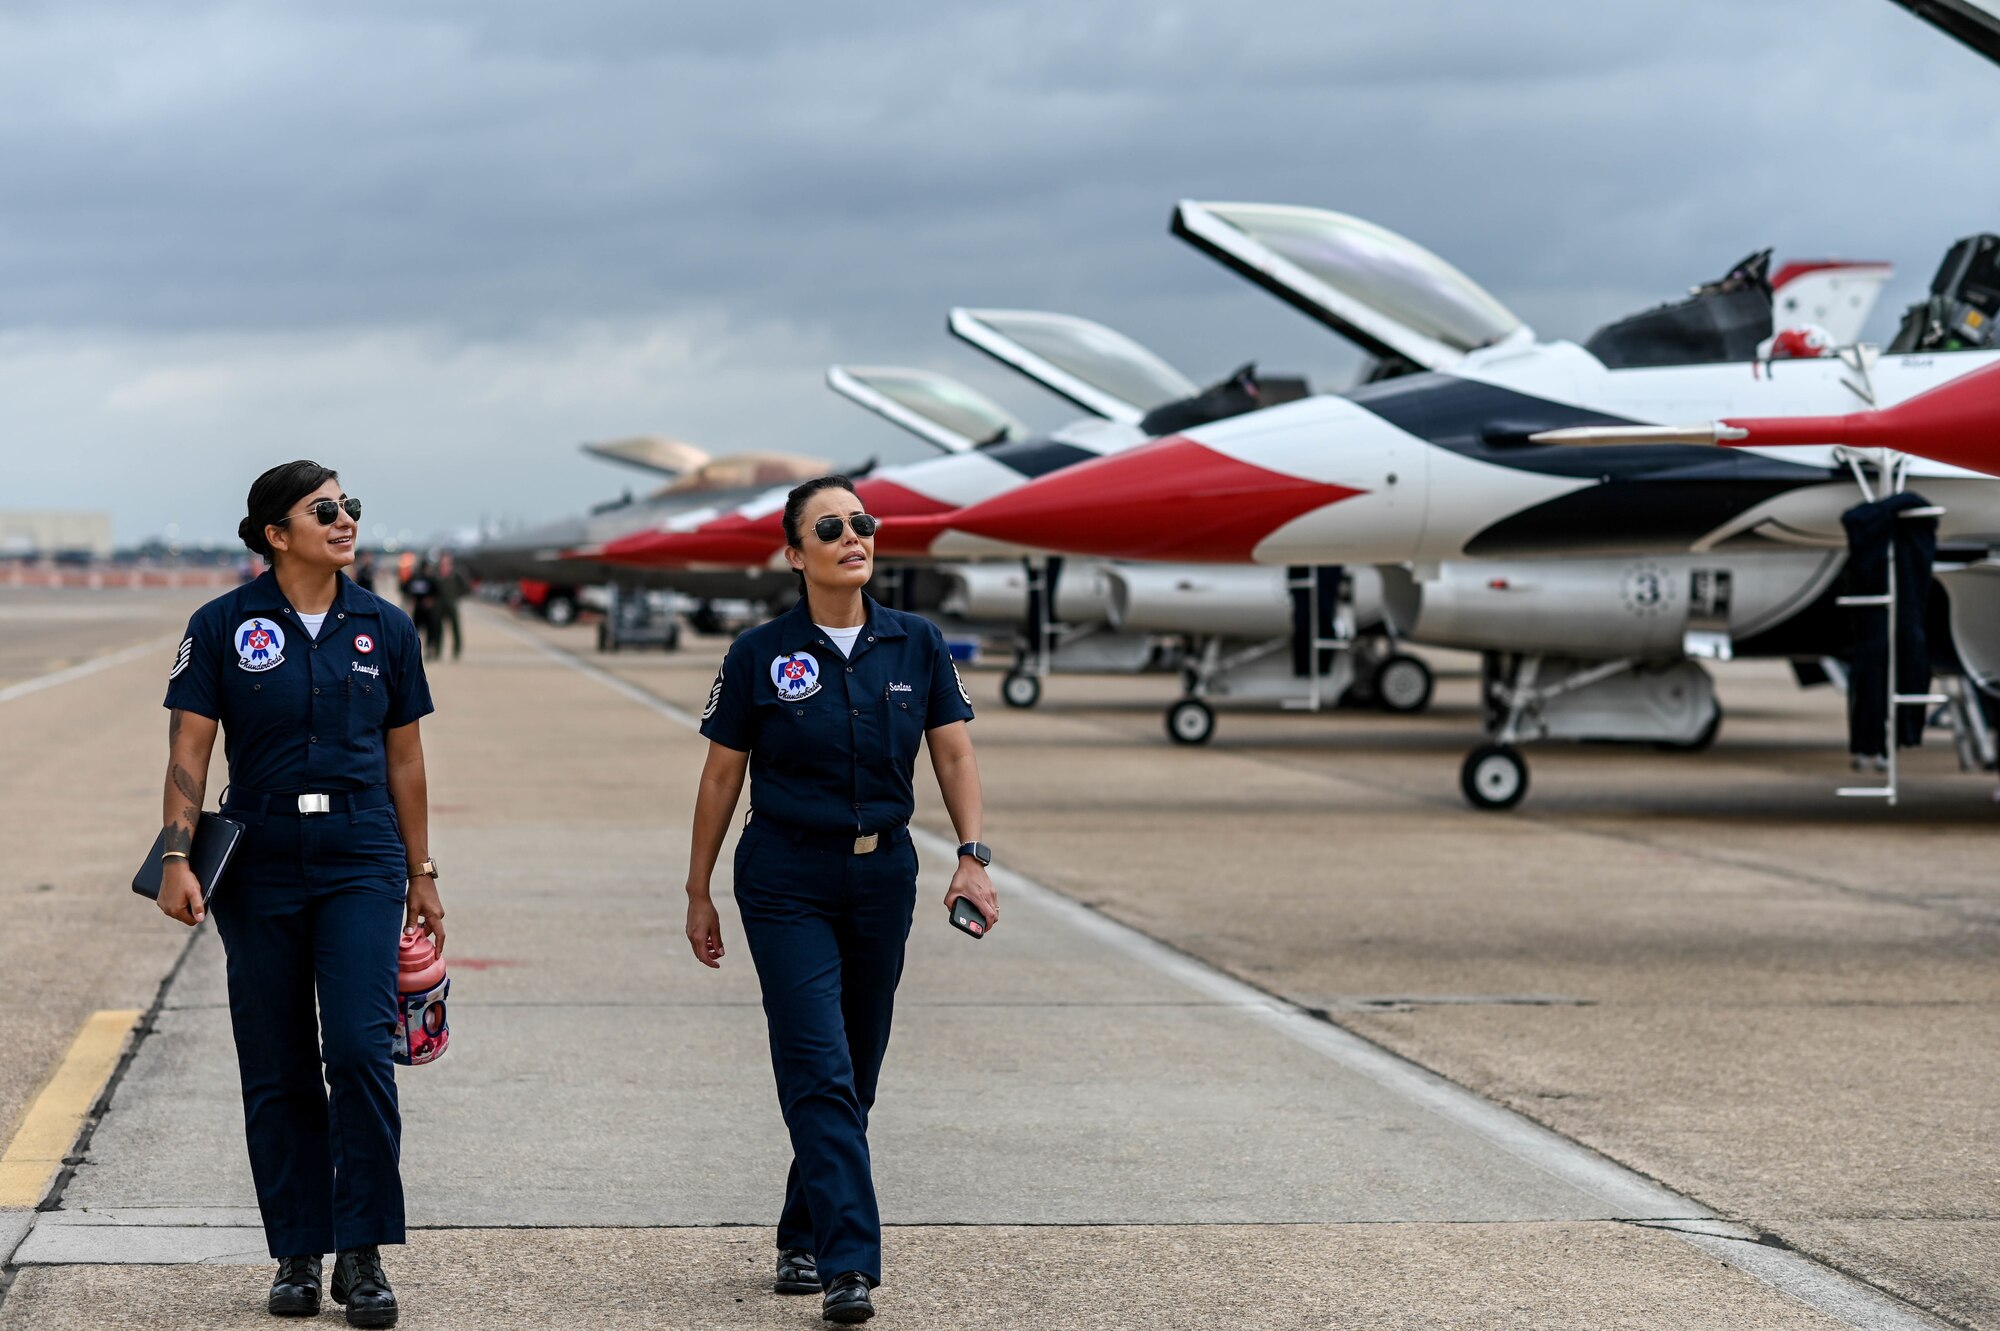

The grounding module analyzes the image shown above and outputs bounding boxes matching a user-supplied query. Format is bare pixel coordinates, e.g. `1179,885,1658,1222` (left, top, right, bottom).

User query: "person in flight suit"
684,475,1000,1325
157,460,443,1328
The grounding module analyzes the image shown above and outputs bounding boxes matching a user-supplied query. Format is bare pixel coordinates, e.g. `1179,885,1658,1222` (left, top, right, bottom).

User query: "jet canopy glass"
950,308,1200,423
826,365,1028,453
1175,201,1524,369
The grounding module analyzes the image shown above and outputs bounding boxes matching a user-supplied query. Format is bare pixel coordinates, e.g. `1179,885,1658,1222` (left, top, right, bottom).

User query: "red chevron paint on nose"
946,435,1366,562
850,477,957,556
591,475,956,568
595,514,784,568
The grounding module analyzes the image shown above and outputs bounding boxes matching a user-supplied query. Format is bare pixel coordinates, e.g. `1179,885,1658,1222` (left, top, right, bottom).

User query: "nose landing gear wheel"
1001,670,1042,709
1374,654,1434,714
1653,703,1722,752
1167,699,1216,746
1461,744,1528,810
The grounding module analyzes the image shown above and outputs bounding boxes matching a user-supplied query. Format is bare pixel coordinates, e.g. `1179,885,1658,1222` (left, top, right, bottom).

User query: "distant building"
0,511,114,559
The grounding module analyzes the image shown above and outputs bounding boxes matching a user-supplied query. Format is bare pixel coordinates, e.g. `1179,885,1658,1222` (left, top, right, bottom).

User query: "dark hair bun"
236,515,271,557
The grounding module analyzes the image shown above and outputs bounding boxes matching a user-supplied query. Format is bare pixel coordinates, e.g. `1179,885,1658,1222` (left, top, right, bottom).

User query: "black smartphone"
949,896,989,939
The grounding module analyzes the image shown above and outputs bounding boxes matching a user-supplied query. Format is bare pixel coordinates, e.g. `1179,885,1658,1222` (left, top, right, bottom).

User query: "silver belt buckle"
852,833,879,855
296,793,332,815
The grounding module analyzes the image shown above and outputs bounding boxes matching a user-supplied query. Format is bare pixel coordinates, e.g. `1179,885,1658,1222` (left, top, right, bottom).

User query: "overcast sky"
3,0,1996,547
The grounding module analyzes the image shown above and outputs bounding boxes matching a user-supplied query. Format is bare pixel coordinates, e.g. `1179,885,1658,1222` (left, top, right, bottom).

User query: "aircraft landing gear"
1373,652,1434,714
598,584,680,653
1166,698,1216,746
543,590,578,627
1461,744,1528,810
1653,703,1723,752
1462,652,1718,809
1001,670,1042,709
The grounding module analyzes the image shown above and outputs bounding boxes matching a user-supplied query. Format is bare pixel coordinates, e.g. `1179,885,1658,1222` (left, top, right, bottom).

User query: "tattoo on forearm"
168,709,182,745
170,763,202,807
163,822,192,855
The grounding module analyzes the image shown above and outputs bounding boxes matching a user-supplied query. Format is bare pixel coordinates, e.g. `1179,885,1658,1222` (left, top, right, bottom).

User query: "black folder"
132,813,245,903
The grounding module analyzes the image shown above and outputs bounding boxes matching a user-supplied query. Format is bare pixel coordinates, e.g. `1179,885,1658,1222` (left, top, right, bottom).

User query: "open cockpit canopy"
650,453,830,498
1886,0,2000,64
826,365,1027,453
1172,201,1524,375
948,308,1200,423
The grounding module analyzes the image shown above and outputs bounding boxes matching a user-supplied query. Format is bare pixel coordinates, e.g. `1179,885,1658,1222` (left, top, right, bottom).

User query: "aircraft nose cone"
948,435,1367,562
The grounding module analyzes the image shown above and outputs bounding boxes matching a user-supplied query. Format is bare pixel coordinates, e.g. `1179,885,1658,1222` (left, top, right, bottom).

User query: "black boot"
268,1254,322,1316
775,1247,819,1295
330,1245,398,1328
822,1271,875,1323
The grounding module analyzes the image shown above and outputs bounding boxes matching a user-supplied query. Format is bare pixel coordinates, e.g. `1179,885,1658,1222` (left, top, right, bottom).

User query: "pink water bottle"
392,927,450,1066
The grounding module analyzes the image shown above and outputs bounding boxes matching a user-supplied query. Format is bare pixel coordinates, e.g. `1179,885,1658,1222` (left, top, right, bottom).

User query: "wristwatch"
956,841,992,867
410,858,439,879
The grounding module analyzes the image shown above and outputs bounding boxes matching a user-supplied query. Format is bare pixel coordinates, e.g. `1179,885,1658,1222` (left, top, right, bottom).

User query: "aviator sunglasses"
275,496,363,527
813,513,879,542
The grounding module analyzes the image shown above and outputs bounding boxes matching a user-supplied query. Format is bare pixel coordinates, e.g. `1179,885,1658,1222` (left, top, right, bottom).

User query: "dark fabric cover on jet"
1139,364,1265,437
1584,250,1773,369
1842,492,1938,757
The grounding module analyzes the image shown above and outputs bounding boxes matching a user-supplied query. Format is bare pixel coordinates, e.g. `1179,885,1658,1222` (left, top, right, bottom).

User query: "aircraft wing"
1886,0,2000,65
947,308,1200,424
826,365,1028,453
1172,200,1526,372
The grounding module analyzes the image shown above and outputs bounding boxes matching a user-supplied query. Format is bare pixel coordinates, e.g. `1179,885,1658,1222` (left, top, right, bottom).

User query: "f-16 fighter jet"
928,204,2000,804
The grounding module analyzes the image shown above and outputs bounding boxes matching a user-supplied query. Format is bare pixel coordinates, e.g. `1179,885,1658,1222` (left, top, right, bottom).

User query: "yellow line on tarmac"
0,1009,141,1208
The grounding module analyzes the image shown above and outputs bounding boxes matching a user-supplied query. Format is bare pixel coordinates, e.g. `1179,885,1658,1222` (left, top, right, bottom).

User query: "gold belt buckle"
852,833,879,855
297,793,332,815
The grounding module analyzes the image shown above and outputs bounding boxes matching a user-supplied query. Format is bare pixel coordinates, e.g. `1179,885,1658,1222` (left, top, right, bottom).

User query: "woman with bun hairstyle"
159,461,441,1327
685,475,999,1324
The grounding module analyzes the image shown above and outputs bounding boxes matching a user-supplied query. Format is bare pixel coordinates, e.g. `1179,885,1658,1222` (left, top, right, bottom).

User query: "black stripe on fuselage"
1345,372,1837,556
978,437,1101,478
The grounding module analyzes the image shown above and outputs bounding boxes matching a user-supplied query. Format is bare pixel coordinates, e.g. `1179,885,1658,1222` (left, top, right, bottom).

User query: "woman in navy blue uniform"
685,475,999,1324
158,461,442,1327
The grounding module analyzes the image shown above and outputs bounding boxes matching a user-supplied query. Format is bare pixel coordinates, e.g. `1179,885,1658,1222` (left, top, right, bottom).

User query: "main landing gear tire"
1001,671,1042,709
1374,654,1434,714
1461,744,1528,811
1653,703,1723,753
544,593,577,627
1166,699,1216,746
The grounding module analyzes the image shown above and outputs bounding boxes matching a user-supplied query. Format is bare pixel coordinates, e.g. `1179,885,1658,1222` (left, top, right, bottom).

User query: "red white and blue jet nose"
945,429,1373,564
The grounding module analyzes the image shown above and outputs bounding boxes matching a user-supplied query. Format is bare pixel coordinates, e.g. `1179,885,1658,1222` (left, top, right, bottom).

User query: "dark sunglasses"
813,513,878,542
275,496,363,527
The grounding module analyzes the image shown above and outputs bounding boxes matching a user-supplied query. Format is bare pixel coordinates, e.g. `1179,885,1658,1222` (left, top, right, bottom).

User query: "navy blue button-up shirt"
163,570,434,794
700,596,974,834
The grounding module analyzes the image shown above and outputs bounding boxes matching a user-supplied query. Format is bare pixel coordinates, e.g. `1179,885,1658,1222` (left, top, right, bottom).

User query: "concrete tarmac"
1,592,1992,1328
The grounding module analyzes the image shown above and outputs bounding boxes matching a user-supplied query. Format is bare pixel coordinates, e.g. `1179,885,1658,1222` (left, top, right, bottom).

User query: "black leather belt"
748,811,907,855
224,787,393,818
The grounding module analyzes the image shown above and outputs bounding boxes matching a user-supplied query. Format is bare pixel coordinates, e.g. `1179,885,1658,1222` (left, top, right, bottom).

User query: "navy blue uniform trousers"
211,800,407,1258
733,822,918,1287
